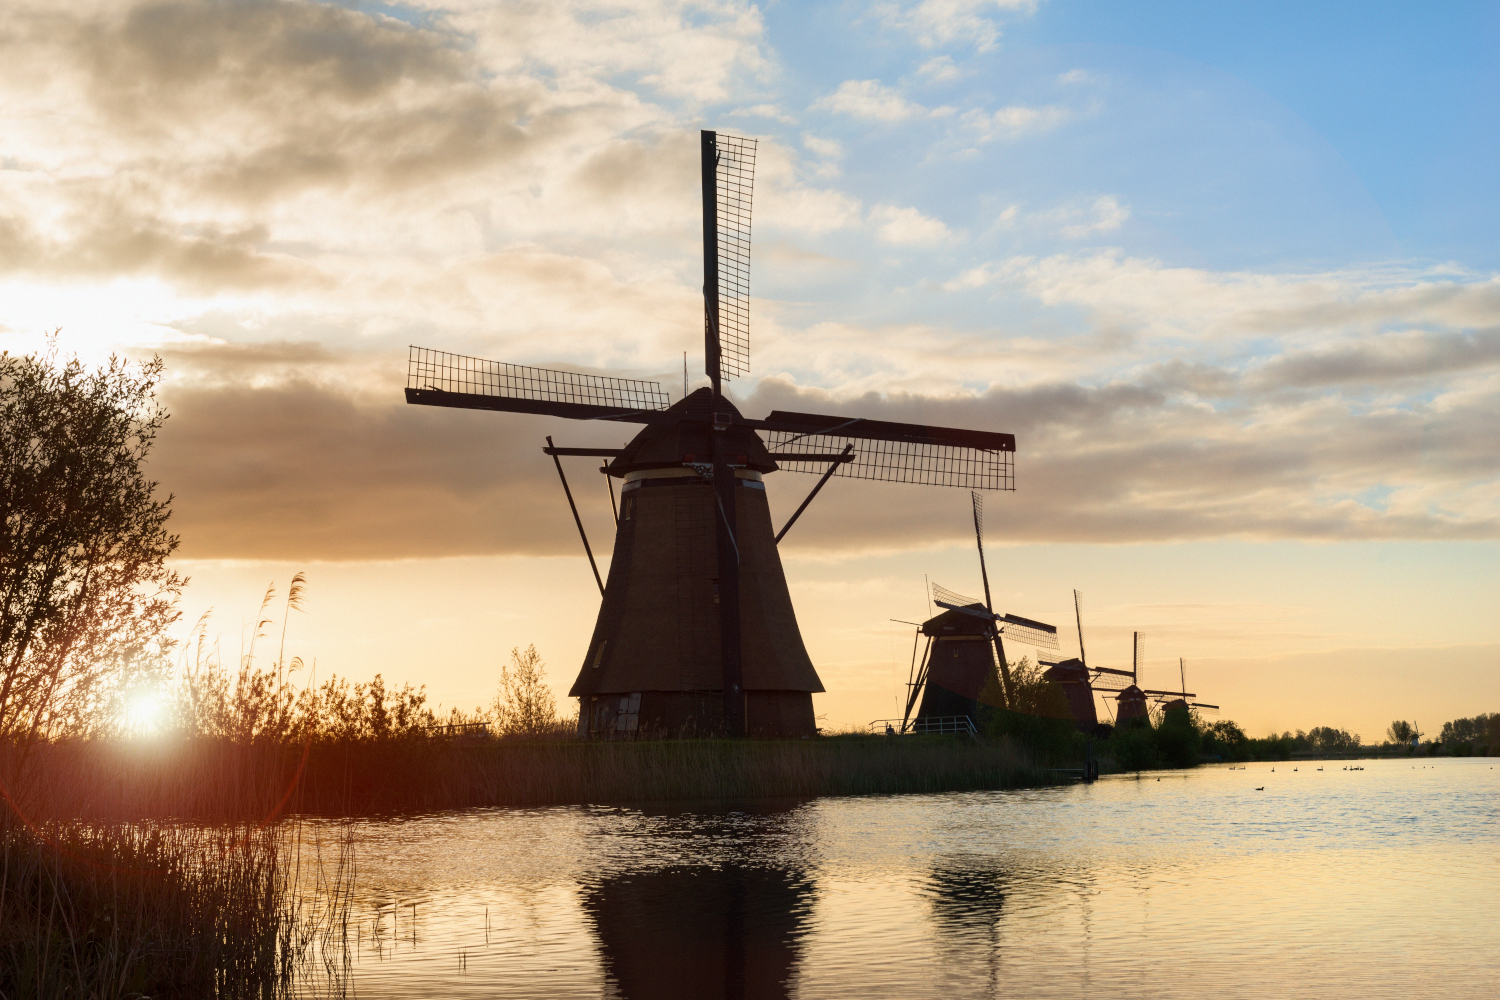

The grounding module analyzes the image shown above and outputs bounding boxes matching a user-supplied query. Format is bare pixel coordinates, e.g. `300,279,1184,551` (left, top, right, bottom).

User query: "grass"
9,731,1050,821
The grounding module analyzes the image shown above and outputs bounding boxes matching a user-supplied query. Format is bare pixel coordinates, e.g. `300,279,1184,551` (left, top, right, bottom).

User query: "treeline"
1439,713,1498,753
1385,714,1499,755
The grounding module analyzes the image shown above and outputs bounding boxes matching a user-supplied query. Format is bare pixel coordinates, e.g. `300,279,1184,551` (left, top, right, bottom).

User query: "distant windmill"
1039,589,1099,731
1064,592,1138,725
1145,658,1219,718
406,131,1019,738
897,493,1060,732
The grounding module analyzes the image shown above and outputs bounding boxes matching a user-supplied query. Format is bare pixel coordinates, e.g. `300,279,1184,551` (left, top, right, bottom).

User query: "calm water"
303,758,1498,998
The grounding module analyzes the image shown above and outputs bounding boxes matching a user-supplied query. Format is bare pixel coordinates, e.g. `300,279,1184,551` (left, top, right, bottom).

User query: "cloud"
961,103,1072,141
875,0,1038,52
801,133,844,177
146,311,1500,563
918,56,962,83
1058,68,1093,85
1251,328,1500,389
949,252,1500,350
1058,195,1130,237
734,103,795,122
869,204,956,246
812,80,931,122
6,1,1497,564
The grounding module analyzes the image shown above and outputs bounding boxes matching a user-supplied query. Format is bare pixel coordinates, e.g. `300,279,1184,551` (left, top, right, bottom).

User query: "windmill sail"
762,413,1014,489
406,347,671,422
930,583,1060,648
702,131,756,389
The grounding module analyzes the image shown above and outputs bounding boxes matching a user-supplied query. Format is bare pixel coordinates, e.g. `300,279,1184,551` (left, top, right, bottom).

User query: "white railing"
869,716,977,736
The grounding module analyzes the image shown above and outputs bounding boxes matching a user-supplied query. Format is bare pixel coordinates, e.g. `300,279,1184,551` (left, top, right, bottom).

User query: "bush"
983,707,1081,765
1155,703,1201,768
1110,722,1161,771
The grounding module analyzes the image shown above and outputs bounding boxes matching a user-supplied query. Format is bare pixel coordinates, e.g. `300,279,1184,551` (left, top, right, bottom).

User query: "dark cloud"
149,363,1500,561
0,208,328,292
1251,328,1500,389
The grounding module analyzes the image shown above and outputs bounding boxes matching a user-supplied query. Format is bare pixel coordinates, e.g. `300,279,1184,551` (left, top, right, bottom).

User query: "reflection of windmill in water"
898,492,1061,733
406,131,1019,737
584,863,813,1000
926,854,1010,996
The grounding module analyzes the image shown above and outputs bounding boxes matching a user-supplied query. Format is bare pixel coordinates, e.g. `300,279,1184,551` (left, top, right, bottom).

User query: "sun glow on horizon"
121,689,166,736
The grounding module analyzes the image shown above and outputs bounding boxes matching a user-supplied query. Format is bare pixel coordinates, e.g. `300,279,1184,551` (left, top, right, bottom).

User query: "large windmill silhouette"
406,131,1018,737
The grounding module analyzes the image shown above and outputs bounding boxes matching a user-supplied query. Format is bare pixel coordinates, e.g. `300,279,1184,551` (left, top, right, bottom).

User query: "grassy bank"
10,733,1049,821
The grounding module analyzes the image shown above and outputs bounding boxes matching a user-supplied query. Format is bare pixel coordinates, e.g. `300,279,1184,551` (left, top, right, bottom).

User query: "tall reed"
0,744,354,998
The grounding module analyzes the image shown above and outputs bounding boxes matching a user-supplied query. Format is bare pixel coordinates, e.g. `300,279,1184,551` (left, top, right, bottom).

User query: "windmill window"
615,692,641,733
591,640,608,669
622,497,635,520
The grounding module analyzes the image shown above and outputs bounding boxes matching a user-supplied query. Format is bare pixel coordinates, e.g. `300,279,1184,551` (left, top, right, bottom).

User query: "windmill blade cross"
406,347,671,422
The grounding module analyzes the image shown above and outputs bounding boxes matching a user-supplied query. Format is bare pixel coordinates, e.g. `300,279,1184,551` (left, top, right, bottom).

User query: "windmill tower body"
1041,658,1099,729
913,606,1009,722
1115,685,1149,725
569,391,823,737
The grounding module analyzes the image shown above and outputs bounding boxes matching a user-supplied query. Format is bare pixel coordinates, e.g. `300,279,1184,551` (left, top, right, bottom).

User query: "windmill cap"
604,388,779,476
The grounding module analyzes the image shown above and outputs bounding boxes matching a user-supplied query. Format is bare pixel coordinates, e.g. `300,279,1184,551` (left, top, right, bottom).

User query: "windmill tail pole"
547,436,604,597
774,444,853,544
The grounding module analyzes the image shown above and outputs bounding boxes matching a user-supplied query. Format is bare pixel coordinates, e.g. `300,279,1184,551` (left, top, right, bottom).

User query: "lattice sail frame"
1090,671,1134,692
767,431,1014,490
999,614,1060,650
931,582,1060,649
714,134,755,382
408,347,669,411
932,582,983,613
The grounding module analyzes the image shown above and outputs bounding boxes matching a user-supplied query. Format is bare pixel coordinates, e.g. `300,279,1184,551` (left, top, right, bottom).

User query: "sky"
2,0,1496,740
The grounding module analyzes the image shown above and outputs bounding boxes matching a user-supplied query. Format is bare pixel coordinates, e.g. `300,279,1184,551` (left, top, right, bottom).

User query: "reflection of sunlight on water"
304,761,1499,999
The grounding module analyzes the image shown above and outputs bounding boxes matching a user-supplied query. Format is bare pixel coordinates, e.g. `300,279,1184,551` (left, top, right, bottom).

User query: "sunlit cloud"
869,204,957,245
812,80,944,121
874,0,1039,53
960,103,1072,141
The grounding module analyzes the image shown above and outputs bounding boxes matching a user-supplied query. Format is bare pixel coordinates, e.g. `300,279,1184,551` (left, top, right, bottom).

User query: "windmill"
896,493,1060,733
1039,590,1099,731
1055,590,1140,727
405,131,1018,738
1144,657,1219,719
